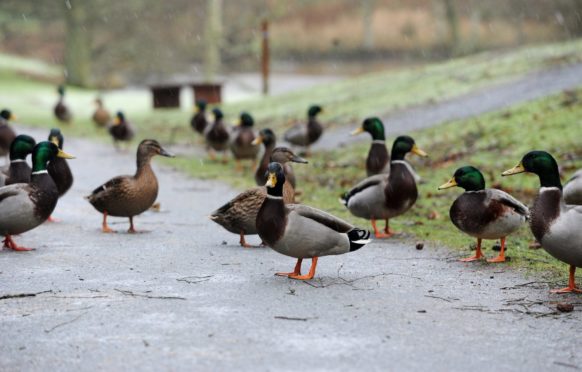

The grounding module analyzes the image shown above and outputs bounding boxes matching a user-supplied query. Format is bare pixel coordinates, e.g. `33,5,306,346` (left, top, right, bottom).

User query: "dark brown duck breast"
367,142,389,176
0,124,16,157
383,161,417,212
47,157,73,197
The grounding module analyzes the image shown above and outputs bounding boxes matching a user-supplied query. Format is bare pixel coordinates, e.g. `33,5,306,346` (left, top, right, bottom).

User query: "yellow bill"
265,172,277,188
411,144,428,157
502,162,525,176
57,149,75,159
251,135,263,145
351,127,365,136
438,178,457,190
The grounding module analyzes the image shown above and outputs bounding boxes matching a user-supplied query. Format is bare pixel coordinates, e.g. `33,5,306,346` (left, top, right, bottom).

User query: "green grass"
170,89,582,285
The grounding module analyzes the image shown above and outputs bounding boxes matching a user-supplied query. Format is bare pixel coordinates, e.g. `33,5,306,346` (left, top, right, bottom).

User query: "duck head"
391,135,428,160
252,128,276,147
1,109,16,121
31,141,74,172
113,111,125,126
237,112,254,127
265,162,286,197
502,151,562,189
137,139,175,159
212,108,224,120
10,135,36,161
57,85,65,97
439,166,485,191
351,117,385,140
307,105,323,118
195,100,207,112
48,128,64,149
270,147,308,165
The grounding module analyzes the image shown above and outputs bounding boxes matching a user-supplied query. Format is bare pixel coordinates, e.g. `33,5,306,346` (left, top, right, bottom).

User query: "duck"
86,139,174,233
108,111,135,148
438,166,529,263
563,169,582,205
503,151,582,293
256,162,371,280
0,135,36,187
0,141,74,251
47,128,73,198
205,108,230,162
253,128,277,186
92,98,111,128
54,85,72,124
209,148,308,247
351,117,390,176
230,112,260,171
340,135,427,238
283,105,323,154
190,100,208,135
0,109,17,160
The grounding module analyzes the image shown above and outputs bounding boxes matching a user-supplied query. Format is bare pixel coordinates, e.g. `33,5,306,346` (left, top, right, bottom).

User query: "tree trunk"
64,0,91,87
362,0,375,50
204,0,222,82
442,0,459,54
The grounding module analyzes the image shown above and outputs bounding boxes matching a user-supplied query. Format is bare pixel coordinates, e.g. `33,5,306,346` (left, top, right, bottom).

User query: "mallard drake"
47,129,73,197
438,166,528,263
351,117,390,176
109,111,135,148
0,109,17,159
190,100,208,135
563,169,582,205
0,141,74,251
283,105,323,154
503,151,582,293
256,162,371,280
92,98,111,128
86,139,174,233
341,135,427,238
209,148,308,247
205,108,230,161
54,85,72,124
0,135,36,187
253,128,277,186
230,112,260,171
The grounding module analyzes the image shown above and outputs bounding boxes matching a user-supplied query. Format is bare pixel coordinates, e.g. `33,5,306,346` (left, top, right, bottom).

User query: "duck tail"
347,228,371,252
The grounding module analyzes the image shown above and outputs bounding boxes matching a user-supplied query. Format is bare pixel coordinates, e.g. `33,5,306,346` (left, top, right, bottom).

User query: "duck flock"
0,85,581,293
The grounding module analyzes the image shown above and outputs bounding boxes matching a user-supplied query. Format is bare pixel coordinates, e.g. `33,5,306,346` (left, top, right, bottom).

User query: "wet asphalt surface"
1,128,581,371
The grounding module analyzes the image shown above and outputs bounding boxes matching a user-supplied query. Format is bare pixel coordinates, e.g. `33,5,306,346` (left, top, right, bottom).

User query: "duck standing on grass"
230,112,259,172
209,148,308,247
351,117,390,176
257,162,371,280
283,105,323,155
86,139,174,233
253,128,277,186
341,136,427,238
92,98,111,128
0,135,36,187
54,85,72,125
438,166,529,263
109,111,135,149
0,142,74,251
0,109,17,161
190,100,208,135
205,108,230,162
503,151,582,293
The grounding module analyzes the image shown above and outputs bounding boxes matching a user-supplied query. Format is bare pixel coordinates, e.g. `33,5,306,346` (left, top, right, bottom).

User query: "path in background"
312,62,582,150
0,128,580,371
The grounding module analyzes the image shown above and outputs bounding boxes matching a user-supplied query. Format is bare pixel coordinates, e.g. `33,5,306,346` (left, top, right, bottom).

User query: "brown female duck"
54,85,72,124
209,147,307,247
0,109,17,159
86,139,174,233
92,98,111,128
283,105,323,154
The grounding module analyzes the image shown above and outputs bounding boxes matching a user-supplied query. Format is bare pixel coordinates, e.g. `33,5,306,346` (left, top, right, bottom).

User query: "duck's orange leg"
128,216,137,234
487,237,506,263
371,218,393,238
551,265,582,294
47,215,61,223
289,257,318,280
276,258,302,277
239,232,252,248
102,211,115,233
3,235,33,251
460,238,484,262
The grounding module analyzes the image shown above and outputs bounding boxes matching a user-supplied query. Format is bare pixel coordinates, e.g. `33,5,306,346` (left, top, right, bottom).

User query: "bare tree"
64,0,91,87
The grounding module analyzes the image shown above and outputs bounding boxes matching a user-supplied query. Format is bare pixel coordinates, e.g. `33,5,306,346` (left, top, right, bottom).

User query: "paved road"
313,62,582,150
1,128,581,371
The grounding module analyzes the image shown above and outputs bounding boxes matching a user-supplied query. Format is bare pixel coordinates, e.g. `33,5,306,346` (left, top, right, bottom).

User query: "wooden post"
261,20,270,95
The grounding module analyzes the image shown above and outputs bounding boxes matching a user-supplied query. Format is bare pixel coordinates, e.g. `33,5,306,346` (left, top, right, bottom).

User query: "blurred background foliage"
0,0,581,88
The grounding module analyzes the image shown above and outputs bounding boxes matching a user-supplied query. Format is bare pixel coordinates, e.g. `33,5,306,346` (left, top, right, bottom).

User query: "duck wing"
564,170,582,205
88,175,132,199
287,204,353,233
283,124,308,146
340,174,386,205
487,189,529,217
